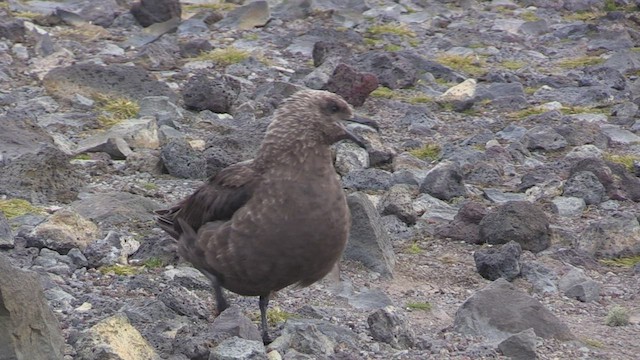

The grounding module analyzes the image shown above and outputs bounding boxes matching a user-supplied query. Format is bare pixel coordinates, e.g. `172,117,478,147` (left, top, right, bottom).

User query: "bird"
156,89,379,343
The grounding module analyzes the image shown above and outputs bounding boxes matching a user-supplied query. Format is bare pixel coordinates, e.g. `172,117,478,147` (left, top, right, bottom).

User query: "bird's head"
271,90,379,148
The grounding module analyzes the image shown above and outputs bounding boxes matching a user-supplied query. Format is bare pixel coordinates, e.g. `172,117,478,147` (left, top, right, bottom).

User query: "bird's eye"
330,104,340,113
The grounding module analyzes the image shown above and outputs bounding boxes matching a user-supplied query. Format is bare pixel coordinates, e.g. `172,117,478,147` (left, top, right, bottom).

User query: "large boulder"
479,201,551,253
0,254,65,359
453,278,574,342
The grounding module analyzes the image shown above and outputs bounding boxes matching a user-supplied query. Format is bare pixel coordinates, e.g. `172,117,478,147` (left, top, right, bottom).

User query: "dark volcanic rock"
0,146,84,204
453,278,574,342
498,328,539,360
70,192,160,227
345,192,395,277
342,168,393,191
474,241,522,281
0,211,13,249
324,63,378,107
563,171,606,205
378,184,418,225
312,41,352,67
160,138,207,179
354,51,419,89
131,0,181,27
0,116,54,163
43,64,177,102
419,162,467,201
437,201,487,244
182,74,241,113
367,306,416,350
0,254,65,359
479,201,551,253
0,17,26,42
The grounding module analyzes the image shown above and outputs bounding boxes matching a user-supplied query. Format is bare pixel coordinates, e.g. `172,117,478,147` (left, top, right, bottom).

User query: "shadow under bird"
156,89,379,343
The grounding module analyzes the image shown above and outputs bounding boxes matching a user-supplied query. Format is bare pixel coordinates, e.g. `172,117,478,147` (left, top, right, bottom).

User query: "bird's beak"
341,116,379,148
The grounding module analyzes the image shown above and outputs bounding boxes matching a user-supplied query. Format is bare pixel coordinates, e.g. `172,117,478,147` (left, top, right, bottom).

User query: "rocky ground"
1,0,640,359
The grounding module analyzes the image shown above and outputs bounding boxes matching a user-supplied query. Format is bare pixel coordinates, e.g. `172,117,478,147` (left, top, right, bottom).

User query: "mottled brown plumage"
156,90,378,342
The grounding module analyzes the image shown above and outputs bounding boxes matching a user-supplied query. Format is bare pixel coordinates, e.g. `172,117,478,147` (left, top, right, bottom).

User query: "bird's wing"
155,161,259,239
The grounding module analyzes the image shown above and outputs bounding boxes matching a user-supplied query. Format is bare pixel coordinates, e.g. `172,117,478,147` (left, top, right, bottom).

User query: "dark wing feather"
155,162,258,239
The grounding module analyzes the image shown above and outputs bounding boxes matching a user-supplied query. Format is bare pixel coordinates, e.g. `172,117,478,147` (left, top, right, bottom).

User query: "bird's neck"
255,134,334,177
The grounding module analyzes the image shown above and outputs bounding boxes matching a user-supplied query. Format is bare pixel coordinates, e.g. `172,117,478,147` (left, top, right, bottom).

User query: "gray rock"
453,278,574,342
378,184,418,225
520,261,558,294
571,157,640,202
600,124,640,145
563,171,606,205
347,288,394,310
177,18,209,35
419,161,467,201
161,138,207,179
564,145,603,161
558,267,601,302
413,193,458,222
578,212,640,258
498,328,539,360
523,125,568,151
269,319,358,357
131,0,181,27
367,306,415,349
479,201,551,253
182,74,241,113
354,51,419,89
78,137,132,160
209,337,267,360
158,286,212,320
43,64,177,102
83,231,140,268
77,117,160,154
603,49,640,74
436,201,487,244
216,1,270,30
497,124,527,142
551,196,586,217
0,17,26,42
163,266,211,290
70,192,161,227
179,38,213,58
334,142,369,176
342,168,393,191
0,211,14,249
532,85,614,107
0,146,84,204
211,306,262,342
138,96,183,128
345,192,395,277
0,116,54,161
0,254,65,359
483,188,528,204
474,241,522,281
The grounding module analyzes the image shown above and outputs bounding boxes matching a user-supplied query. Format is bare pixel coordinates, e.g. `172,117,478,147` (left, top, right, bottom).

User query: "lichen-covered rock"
75,314,160,360
26,209,99,253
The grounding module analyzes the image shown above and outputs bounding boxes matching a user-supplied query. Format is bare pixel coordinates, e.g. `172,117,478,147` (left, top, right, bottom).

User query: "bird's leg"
203,271,228,313
259,294,271,344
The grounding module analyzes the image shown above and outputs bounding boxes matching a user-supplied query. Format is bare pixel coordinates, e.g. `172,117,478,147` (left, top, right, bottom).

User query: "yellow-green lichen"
252,306,298,325
0,199,45,219
99,264,139,276
93,94,140,128
195,47,250,66
143,257,163,268
367,23,416,38
436,54,487,77
407,243,423,255
501,60,526,70
557,56,605,68
604,154,638,172
406,301,432,311
599,255,640,267
409,144,441,161
605,305,630,327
